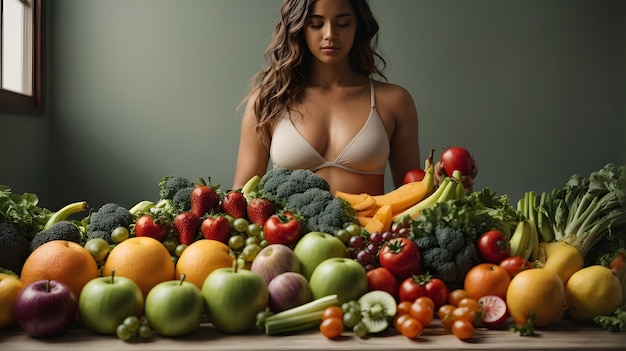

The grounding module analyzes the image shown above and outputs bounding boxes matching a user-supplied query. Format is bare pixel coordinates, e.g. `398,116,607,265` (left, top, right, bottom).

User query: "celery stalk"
262,294,340,335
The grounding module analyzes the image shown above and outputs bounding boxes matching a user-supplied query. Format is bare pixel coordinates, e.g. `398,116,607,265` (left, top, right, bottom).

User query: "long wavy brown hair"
243,0,387,145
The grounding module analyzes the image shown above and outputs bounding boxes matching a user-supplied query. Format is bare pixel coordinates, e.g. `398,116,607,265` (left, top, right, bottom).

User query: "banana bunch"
509,191,553,261
391,168,465,221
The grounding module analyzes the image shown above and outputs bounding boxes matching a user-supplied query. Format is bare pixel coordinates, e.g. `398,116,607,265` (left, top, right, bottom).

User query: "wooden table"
1,320,624,351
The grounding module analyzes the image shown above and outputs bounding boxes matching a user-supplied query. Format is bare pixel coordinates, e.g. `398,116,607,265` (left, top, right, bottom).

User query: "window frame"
0,0,44,115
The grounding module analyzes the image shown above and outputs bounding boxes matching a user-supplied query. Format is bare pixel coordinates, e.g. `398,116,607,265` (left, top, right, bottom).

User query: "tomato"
477,230,511,264
263,212,301,246
378,237,422,280
403,169,426,184
409,300,434,327
319,317,344,339
457,298,480,313
398,274,448,309
397,301,413,316
441,146,473,176
437,304,456,329
450,306,476,323
499,255,532,277
321,306,343,321
448,289,470,306
366,267,399,300
399,316,424,339
451,319,474,340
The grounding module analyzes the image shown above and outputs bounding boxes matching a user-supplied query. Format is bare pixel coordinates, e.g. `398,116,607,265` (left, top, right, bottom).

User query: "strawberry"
134,214,169,242
173,211,201,245
247,198,275,226
221,191,247,219
200,215,231,244
190,178,220,217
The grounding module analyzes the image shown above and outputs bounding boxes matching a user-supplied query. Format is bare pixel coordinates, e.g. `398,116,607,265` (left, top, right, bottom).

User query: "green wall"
1,0,624,211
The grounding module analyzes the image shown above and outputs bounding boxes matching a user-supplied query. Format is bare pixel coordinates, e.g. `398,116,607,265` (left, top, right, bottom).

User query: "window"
0,0,43,114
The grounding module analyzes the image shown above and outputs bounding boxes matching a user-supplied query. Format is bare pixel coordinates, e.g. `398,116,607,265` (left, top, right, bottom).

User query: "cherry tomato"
499,255,533,277
366,267,400,300
457,297,480,314
397,301,413,316
410,300,434,327
398,274,448,309
403,169,426,184
477,230,511,264
451,319,474,340
441,146,473,176
394,313,411,330
437,304,456,329
448,289,471,306
400,316,424,339
378,237,422,280
321,306,344,321
450,306,476,323
320,317,344,339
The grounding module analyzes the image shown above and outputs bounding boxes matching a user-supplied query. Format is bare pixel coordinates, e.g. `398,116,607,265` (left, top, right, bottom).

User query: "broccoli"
259,168,357,234
29,221,81,253
0,222,30,275
412,226,479,290
172,186,194,212
86,203,134,244
159,175,193,200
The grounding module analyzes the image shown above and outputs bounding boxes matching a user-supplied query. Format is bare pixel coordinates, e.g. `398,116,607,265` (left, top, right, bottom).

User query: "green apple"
78,274,144,335
145,275,205,336
202,264,268,333
309,257,368,304
293,231,347,280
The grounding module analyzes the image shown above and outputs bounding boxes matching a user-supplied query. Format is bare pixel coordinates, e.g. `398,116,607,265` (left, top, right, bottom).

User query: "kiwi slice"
357,290,397,334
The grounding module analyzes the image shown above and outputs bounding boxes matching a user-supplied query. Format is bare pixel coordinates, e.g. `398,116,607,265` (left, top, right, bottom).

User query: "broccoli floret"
0,222,30,275
454,241,481,283
172,186,194,212
159,175,193,200
29,221,81,253
257,168,293,202
258,168,331,205
414,234,438,250
285,188,334,218
285,188,356,234
413,225,479,289
434,226,466,254
310,197,356,234
86,203,134,244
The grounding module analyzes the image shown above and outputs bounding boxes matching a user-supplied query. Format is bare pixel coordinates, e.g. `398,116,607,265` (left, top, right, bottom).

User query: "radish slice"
478,295,509,329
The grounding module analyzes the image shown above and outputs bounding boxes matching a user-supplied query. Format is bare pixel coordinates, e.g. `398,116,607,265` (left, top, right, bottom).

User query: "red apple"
14,280,78,338
267,272,312,313
250,244,301,285
403,169,426,184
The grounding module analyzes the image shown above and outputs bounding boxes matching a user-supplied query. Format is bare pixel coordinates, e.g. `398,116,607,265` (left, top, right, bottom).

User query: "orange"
506,268,566,327
463,263,511,301
20,240,99,298
175,239,235,290
101,236,175,297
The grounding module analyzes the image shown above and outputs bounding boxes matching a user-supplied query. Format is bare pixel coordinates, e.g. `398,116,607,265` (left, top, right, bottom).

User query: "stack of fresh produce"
1,149,625,342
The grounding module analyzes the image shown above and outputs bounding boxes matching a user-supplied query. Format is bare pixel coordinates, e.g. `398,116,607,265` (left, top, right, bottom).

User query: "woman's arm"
232,95,271,190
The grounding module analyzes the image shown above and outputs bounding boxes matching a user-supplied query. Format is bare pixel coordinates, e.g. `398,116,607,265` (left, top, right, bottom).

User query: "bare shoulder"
372,80,417,116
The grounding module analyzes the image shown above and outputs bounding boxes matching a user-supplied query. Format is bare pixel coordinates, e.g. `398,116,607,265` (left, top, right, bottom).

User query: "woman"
233,0,477,195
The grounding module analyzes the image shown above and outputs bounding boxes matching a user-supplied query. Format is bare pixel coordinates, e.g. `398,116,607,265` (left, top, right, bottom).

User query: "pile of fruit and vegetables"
1,146,625,343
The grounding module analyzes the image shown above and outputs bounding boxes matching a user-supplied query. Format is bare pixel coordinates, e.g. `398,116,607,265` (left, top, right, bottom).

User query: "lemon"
0,273,23,328
565,265,622,322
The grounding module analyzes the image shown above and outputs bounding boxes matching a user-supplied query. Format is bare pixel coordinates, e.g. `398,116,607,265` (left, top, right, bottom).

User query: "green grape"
259,239,269,249
175,244,188,257
162,237,178,253
334,229,350,243
353,320,368,338
232,218,249,233
342,311,361,328
245,236,260,246
345,223,362,237
123,316,140,332
228,234,246,251
138,325,152,339
111,226,130,243
116,324,132,341
241,244,262,262
246,223,262,237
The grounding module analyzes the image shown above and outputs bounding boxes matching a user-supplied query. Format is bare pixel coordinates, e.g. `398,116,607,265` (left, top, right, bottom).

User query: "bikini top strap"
369,79,375,108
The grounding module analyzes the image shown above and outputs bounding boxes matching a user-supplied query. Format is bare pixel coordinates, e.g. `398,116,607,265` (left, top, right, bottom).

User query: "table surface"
1,319,625,351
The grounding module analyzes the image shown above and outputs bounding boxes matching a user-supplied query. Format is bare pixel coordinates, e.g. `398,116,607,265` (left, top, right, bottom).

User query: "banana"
241,174,261,199
509,220,530,257
436,177,459,203
129,200,155,216
392,177,451,221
